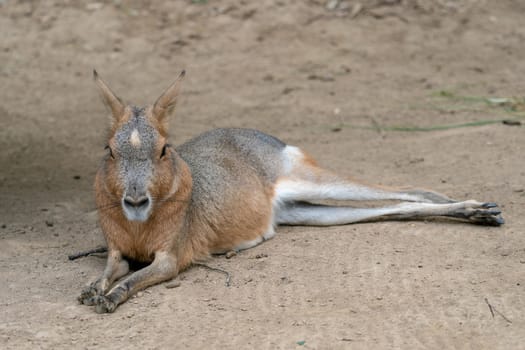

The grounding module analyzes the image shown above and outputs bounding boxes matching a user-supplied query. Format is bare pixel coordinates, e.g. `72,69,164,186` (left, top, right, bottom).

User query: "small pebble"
225,250,237,259
165,280,181,289
502,120,521,126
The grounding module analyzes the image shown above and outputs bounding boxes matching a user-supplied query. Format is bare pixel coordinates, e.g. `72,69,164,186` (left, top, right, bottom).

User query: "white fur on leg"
276,202,398,225
275,179,420,202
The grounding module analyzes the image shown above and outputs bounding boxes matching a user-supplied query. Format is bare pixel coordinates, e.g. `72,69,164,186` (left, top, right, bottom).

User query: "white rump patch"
281,145,304,175
130,129,141,148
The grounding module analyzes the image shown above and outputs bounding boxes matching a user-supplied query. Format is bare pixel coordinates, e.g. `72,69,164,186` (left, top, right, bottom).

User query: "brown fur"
95,153,193,266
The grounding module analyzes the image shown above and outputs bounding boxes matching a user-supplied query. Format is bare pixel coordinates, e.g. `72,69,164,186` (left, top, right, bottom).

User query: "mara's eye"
160,144,169,159
105,145,114,159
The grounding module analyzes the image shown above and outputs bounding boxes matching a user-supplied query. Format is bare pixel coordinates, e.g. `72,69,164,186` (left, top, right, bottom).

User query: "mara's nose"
123,195,150,209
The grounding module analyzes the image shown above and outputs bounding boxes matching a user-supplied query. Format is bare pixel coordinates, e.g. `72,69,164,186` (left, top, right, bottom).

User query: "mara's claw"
471,215,505,226
481,202,498,209
82,296,98,306
486,209,502,216
495,216,505,225
78,284,100,305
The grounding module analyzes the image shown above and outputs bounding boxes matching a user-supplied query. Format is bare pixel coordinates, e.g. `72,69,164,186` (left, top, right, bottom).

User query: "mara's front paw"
78,284,101,306
93,295,118,314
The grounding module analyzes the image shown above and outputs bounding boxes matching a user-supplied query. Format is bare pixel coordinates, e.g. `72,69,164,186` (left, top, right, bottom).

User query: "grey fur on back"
176,128,286,215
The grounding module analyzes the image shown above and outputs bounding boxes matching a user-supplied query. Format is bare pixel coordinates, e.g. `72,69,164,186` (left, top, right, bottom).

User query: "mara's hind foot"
449,201,504,226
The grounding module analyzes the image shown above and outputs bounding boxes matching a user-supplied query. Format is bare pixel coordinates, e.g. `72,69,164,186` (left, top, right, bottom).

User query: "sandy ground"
1,0,524,348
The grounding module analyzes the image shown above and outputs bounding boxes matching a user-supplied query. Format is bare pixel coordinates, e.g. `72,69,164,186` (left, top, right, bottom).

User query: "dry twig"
485,298,512,323
194,263,232,287
68,246,108,260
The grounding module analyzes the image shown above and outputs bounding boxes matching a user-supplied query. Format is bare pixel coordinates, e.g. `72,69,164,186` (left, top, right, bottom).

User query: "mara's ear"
93,69,125,121
152,70,185,122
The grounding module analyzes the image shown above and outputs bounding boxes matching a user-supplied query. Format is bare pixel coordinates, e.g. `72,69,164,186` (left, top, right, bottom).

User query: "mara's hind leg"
276,200,504,226
277,146,454,204
275,145,504,225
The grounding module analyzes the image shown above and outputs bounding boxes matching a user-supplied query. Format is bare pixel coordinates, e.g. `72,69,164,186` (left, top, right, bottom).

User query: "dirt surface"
1,0,524,348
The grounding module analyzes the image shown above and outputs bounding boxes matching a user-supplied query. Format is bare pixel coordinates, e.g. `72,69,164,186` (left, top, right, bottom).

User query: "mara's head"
94,70,185,222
